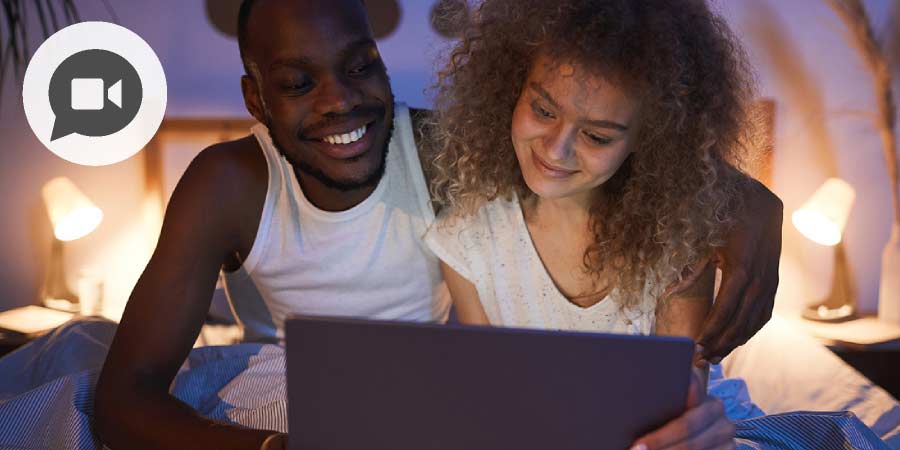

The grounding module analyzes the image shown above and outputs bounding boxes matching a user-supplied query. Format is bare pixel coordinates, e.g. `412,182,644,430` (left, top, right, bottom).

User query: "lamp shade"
42,177,103,241
791,178,855,246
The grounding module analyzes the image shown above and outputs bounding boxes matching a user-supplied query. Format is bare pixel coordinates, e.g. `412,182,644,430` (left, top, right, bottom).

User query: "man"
94,0,783,448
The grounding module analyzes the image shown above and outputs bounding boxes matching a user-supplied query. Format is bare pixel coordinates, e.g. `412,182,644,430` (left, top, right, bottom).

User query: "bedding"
723,314,900,447
0,316,895,449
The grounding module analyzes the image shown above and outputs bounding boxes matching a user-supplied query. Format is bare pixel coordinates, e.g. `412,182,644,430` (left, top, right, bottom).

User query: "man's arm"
656,260,716,367
699,174,783,363
94,143,277,450
704,175,783,362
656,260,714,399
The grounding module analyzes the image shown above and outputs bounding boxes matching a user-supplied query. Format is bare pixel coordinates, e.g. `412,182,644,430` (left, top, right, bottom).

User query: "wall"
0,0,897,319
719,0,898,315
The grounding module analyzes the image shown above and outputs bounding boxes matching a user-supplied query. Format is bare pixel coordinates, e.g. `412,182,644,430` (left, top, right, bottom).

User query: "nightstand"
0,330,33,358
0,305,75,358
828,340,900,399
790,316,900,399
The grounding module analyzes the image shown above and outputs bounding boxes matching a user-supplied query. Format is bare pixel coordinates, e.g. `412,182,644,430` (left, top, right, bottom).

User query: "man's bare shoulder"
167,135,268,268
192,135,267,192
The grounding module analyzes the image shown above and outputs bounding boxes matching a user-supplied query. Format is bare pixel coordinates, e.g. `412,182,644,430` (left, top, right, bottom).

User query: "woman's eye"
584,131,612,145
532,103,555,119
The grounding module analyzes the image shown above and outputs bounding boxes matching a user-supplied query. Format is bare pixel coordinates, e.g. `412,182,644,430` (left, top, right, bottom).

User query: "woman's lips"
531,150,577,178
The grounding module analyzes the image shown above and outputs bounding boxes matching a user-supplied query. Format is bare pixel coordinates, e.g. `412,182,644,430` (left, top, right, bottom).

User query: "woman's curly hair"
429,0,756,308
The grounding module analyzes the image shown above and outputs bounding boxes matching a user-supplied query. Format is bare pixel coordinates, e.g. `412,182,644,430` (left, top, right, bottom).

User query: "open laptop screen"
286,316,692,450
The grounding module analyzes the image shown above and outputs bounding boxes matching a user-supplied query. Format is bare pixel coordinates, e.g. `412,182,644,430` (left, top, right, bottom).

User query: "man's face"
243,0,394,191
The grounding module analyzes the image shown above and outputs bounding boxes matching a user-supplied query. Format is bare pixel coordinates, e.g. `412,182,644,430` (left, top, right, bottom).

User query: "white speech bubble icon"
23,21,167,167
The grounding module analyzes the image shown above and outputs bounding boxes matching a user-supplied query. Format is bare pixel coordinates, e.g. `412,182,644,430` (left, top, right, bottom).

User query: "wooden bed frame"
143,117,256,208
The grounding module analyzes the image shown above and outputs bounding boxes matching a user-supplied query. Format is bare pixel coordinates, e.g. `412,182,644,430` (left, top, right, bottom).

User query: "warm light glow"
792,209,842,246
53,207,103,241
791,178,855,247
42,177,103,241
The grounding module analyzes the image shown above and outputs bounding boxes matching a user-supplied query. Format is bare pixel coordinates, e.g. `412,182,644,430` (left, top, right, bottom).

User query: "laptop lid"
286,316,693,450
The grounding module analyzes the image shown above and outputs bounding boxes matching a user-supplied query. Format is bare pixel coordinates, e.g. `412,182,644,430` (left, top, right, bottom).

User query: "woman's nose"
543,125,576,161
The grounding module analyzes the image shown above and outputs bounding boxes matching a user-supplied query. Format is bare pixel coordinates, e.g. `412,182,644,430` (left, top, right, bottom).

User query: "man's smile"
302,119,379,160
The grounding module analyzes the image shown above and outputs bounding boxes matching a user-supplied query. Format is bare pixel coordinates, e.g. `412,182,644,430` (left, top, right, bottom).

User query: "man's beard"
266,110,395,192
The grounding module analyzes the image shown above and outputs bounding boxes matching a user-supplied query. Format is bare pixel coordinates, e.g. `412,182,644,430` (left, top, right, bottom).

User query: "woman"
424,1,888,449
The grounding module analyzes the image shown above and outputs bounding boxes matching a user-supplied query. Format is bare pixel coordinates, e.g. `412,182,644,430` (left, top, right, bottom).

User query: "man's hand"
667,179,783,363
629,369,735,450
260,433,289,450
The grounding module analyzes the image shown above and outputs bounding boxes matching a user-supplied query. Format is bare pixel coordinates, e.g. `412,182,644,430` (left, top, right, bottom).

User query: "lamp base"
44,297,81,314
42,238,80,314
877,223,900,324
802,303,856,322
802,241,857,323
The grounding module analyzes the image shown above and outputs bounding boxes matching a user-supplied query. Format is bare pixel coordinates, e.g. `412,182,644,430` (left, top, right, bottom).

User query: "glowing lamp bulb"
791,178,855,247
42,177,103,241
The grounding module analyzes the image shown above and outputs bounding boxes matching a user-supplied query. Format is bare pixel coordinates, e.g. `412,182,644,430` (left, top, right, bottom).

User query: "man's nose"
313,76,363,116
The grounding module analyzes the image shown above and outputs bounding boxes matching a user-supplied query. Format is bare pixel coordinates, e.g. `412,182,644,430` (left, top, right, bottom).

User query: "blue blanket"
0,319,890,450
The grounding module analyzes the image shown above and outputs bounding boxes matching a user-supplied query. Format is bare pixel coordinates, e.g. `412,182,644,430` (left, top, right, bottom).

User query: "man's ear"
241,75,266,124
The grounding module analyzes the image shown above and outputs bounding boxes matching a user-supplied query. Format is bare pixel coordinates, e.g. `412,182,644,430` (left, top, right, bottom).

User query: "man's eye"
283,80,313,93
584,131,612,145
349,60,375,76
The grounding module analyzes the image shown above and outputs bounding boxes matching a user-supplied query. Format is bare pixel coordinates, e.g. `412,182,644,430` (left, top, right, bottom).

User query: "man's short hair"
238,0,260,76
237,0,367,77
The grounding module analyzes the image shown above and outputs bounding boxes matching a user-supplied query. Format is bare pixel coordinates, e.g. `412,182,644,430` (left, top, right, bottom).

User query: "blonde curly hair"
429,0,755,308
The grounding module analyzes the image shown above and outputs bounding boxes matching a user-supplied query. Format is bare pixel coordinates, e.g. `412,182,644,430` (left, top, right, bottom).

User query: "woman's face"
511,55,638,204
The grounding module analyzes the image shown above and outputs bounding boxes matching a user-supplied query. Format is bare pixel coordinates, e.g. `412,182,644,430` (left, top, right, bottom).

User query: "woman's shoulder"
424,194,524,282
431,194,523,241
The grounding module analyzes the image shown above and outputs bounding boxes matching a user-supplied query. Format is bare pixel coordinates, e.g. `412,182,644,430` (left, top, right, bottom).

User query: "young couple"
87,0,799,449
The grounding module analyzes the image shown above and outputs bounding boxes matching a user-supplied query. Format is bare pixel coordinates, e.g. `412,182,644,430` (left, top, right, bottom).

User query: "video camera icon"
71,78,123,110
23,21,166,167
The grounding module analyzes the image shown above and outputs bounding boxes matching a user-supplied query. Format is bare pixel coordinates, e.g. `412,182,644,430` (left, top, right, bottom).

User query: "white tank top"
222,104,451,342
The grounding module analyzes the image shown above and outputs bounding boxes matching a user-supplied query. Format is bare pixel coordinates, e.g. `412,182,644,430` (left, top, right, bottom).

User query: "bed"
0,312,896,449
722,314,900,447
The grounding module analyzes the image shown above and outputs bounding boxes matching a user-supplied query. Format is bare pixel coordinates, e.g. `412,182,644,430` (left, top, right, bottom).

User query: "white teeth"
321,125,368,145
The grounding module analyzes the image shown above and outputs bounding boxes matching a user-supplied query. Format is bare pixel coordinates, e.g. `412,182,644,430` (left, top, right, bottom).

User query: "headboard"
143,117,256,208
143,99,775,209
745,98,775,188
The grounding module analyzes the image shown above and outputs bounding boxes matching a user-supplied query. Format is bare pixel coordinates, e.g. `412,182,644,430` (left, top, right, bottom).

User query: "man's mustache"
299,104,387,139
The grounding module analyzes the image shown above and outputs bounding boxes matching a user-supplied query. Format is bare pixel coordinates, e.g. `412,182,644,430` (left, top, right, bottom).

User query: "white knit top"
425,194,656,334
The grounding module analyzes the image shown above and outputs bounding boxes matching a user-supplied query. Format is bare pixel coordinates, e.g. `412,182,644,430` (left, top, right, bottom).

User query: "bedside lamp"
41,177,103,312
792,178,856,321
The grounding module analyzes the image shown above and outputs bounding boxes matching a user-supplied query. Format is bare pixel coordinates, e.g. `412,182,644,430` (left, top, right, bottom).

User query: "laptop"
285,316,693,450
